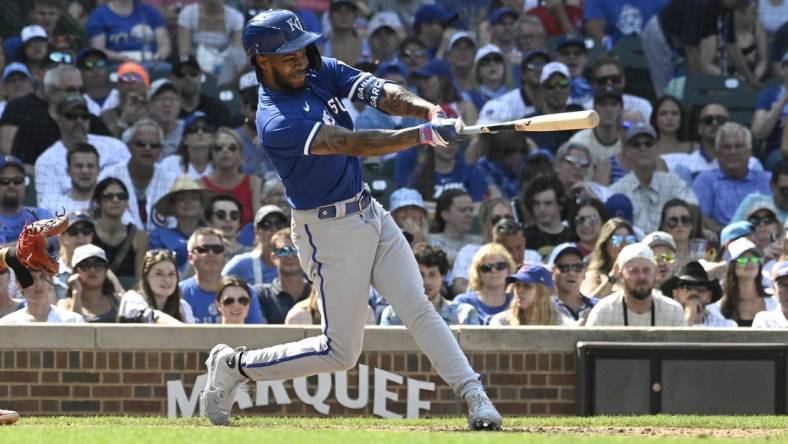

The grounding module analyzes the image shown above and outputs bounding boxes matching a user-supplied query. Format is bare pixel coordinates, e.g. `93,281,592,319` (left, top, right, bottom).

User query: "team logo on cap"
286,17,304,32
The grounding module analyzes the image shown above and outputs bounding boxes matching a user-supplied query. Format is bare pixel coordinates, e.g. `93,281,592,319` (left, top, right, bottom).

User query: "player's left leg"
367,202,502,430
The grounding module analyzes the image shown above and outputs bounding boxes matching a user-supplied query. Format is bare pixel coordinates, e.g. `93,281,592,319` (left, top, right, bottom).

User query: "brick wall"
0,349,576,416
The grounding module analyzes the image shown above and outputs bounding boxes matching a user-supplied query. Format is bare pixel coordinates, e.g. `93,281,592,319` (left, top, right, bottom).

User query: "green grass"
2,416,788,444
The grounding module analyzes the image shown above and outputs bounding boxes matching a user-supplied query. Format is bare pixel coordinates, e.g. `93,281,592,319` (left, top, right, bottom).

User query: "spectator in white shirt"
118,249,194,323
0,268,22,318
35,95,129,206
660,261,733,327
585,242,687,326
0,270,85,324
753,261,788,328
39,142,98,215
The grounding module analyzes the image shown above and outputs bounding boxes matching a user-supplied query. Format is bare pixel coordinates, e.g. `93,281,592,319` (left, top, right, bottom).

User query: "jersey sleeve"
327,58,389,110
260,114,323,157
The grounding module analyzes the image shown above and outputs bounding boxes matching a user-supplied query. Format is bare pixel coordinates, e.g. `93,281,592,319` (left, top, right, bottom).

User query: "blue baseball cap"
183,111,210,133
376,60,408,79
76,47,108,67
547,243,583,269
506,264,553,289
489,7,519,25
2,63,32,83
720,221,754,245
389,188,426,214
411,58,453,80
0,155,25,173
527,148,555,161
556,35,587,52
605,193,633,223
413,4,457,32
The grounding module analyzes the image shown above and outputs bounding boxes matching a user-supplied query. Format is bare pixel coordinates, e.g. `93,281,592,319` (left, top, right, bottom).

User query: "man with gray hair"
99,119,167,227
554,141,611,202
586,242,686,326
692,122,772,231
0,64,111,165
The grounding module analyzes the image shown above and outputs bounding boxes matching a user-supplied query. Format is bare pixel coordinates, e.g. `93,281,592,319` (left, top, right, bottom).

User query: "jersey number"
327,97,347,114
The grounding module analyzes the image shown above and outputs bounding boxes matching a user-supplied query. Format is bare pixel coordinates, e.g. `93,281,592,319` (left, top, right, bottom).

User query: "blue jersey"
256,57,389,209
148,227,189,271
179,277,266,324
85,3,167,54
0,207,53,243
222,251,277,287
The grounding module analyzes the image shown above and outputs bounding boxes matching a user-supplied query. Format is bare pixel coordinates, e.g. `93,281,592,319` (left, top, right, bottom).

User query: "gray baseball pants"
240,190,482,398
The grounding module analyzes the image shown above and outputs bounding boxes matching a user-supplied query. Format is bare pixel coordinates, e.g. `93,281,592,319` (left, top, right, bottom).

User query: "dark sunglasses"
627,139,656,149
221,296,250,306
65,225,93,237
0,177,25,186
700,115,728,126
81,58,107,70
186,124,214,135
748,214,777,226
193,244,225,255
101,192,129,201
77,259,107,271
544,79,569,90
557,263,584,273
131,140,162,150
665,215,692,229
574,215,600,226
258,218,288,231
64,113,91,122
213,209,240,221
595,74,623,85
479,261,508,273
213,144,239,153
274,246,298,257
610,234,637,247
678,282,710,292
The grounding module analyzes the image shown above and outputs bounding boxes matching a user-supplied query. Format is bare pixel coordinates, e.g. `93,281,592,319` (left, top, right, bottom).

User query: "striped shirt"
609,171,698,233
34,134,130,206
585,291,687,326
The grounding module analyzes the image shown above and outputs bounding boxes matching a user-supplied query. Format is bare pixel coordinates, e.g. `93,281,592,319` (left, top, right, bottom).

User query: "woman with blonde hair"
490,264,564,326
580,218,636,298
454,242,517,324
118,249,194,323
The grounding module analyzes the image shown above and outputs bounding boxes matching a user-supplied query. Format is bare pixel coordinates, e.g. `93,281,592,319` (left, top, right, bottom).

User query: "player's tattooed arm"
310,124,421,157
376,83,435,120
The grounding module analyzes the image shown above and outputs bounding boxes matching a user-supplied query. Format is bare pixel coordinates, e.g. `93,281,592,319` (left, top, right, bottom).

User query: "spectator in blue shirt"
453,242,516,324
693,122,772,231
0,155,53,244
583,0,669,43
86,0,171,66
476,131,527,199
751,51,788,169
179,227,264,324
222,205,288,287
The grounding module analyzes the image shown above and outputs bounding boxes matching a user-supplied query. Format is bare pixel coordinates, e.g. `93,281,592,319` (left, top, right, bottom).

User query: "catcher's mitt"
2,212,69,288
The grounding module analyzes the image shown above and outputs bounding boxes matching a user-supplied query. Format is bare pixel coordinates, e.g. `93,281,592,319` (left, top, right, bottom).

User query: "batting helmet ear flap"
306,43,321,71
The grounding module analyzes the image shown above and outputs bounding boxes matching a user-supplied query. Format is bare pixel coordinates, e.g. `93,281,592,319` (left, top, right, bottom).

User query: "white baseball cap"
389,188,426,213
727,237,759,261
642,231,676,251
539,61,570,84
71,244,108,268
448,31,477,50
368,11,403,36
616,242,656,268
21,25,47,43
474,44,503,64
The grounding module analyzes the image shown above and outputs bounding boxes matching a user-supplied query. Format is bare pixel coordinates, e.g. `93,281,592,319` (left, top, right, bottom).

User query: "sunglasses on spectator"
145,249,177,259
0,177,25,186
700,115,728,126
119,72,144,83
65,225,93,237
678,282,710,292
213,144,239,153
665,215,692,229
562,155,590,169
52,85,82,94
495,220,524,235
101,192,129,201
49,52,73,65
748,214,777,226
221,296,250,307
131,140,162,150
627,139,656,150
610,234,637,247
193,244,225,255
524,61,547,71
544,79,569,90
490,214,510,226
655,252,675,264
574,215,600,226
176,70,201,78
274,246,298,257
64,112,91,122
186,124,214,135
479,261,508,273
595,75,622,86
77,258,107,271
258,218,288,231
559,49,585,58
736,255,761,266
556,263,584,273
400,49,427,58
213,209,240,221
81,59,107,70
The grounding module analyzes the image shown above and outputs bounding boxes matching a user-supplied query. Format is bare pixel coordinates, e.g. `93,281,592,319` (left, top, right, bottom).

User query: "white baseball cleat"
0,409,20,425
201,344,245,426
465,388,503,431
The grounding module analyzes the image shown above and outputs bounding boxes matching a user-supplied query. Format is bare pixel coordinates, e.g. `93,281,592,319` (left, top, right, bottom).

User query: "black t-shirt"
770,22,788,64
254,280,312,325
523,103,585,152
658,0,735,48
0,93,111,165
524,224,575,259
178,94,236,128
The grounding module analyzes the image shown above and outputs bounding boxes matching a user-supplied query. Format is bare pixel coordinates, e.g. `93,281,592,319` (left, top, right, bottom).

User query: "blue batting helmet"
242,9,322,57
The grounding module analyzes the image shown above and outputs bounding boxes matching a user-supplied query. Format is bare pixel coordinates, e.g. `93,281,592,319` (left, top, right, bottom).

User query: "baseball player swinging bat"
458,110,599,135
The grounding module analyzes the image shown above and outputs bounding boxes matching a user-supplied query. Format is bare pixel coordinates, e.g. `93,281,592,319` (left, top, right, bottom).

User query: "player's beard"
1,195,20,210
271,70,307,93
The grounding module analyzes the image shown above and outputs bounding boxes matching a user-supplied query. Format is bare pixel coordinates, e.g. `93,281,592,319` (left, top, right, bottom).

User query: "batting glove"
419,117,464,148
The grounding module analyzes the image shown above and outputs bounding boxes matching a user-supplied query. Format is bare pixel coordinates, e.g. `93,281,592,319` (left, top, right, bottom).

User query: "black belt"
317,190,371,220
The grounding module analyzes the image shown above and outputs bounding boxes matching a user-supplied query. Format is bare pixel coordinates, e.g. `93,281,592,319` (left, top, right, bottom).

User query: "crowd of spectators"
0,0,787,329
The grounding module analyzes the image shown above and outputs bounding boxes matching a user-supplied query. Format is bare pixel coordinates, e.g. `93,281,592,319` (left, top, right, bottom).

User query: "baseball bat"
458,110,599,135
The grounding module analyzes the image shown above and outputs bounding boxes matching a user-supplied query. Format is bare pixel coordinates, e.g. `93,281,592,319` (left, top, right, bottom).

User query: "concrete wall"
1,325,786,417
